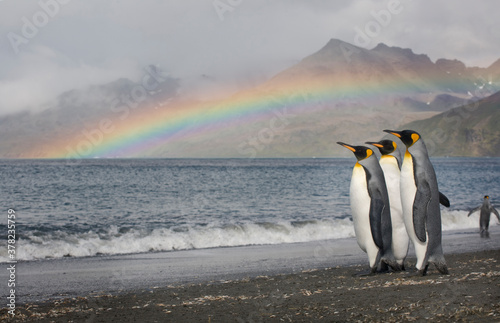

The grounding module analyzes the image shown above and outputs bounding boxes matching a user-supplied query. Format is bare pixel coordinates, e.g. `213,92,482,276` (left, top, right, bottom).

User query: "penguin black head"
365,140,397,156
484,195,490,199
337,142,373,161
383,129,421,148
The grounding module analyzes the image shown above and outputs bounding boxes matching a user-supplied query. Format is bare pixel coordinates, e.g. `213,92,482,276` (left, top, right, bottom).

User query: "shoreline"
2,249,499,322
1,227,499,321
1,227,499,302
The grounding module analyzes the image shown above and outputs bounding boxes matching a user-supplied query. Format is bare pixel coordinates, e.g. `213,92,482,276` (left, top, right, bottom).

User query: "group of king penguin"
338,129,450,276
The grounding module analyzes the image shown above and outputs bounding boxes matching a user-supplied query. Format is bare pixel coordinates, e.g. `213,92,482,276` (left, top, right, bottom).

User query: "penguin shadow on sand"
467,195,500,238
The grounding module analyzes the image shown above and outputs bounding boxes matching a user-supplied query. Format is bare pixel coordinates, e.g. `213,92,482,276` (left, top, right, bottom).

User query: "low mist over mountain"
0,66,180,158
1,39,499,158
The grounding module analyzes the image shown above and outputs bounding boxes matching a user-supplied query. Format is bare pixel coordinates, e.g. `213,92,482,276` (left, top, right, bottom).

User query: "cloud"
376,0,500,66
0,0,498,115
0,45,139,114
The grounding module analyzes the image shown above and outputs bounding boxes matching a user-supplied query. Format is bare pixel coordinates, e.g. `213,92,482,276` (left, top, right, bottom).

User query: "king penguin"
383,130,449,275
366,140,409,269
468,195,500,238
337,142,401,273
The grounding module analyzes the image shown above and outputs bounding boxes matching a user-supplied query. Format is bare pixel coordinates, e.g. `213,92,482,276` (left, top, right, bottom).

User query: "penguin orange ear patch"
411,133,420,143
366,149,373,158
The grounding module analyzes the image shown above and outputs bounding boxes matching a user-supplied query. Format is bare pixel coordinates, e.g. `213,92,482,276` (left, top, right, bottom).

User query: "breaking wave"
0,210,485,262
441,209,483,231
1,219,355,261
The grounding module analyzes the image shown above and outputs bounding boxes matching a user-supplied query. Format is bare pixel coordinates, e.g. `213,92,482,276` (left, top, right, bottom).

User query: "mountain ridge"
0,38,499,158
401,91,500,157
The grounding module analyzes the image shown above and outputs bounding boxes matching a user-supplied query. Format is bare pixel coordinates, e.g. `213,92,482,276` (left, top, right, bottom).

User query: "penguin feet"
382,259,403,272
434,262,449,275
389,262,404,272
406,263,449,276
377,261,390,273
379,254,403,272
412,264,429,276
480,230,490,238
403,266,428,277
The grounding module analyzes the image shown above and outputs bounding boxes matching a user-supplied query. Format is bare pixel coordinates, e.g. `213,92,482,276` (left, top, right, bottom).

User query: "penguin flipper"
467,206,481,217
369,198,384,250
413,180,431,243
439,192,450,207
492,207,500,222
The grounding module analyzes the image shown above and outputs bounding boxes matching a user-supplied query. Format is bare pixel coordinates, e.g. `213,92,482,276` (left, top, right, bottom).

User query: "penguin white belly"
350,163,379,268
400,152,428,269
380,156,408,264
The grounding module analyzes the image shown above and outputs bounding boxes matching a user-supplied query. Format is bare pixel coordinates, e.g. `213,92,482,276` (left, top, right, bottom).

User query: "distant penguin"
468,195,500,238
337,142,401,273
383,130,449,275
366,140,409,269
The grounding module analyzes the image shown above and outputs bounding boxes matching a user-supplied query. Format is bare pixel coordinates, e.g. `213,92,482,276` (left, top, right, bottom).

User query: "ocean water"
1,158,499,262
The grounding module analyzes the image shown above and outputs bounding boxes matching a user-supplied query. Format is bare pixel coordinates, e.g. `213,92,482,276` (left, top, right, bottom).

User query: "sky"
0,0,498,116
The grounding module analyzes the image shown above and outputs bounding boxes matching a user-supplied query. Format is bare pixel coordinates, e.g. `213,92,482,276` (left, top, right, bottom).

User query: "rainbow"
32,72,458,159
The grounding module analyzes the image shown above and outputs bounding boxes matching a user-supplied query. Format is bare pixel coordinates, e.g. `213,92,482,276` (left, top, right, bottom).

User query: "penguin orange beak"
365,141,383,148
383,129,402,138
337,142,356,152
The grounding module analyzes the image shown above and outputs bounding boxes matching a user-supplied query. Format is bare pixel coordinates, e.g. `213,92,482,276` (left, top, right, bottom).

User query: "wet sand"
1,227,500,322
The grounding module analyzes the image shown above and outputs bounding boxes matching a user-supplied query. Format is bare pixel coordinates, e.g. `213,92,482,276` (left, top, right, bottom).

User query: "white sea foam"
0,219,355,261
0,211,489,262
441,209,484,231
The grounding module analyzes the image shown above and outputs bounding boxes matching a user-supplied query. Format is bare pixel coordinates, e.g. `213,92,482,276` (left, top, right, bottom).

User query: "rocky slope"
402,91,500,157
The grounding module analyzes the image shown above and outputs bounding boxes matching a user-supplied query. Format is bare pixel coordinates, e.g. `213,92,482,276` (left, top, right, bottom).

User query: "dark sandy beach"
2,250,499,322
2,227,500,322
